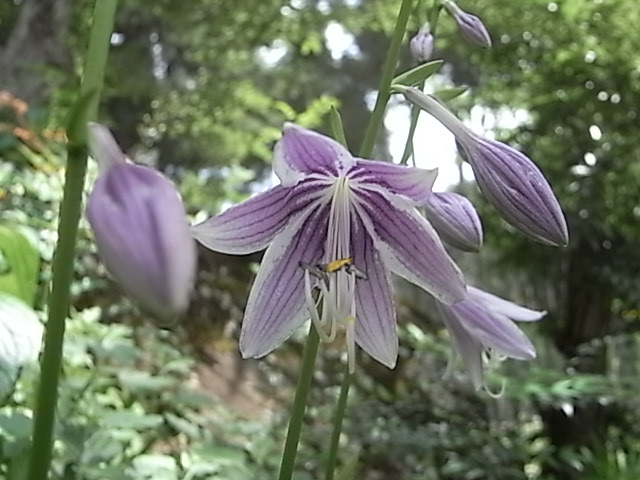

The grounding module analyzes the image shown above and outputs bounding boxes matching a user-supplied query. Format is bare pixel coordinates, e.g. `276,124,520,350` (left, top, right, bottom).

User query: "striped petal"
239,205,328,358
468,287,545,322
451,301,536,360
351,216,398,368
349,158,437,205
273,123,355,186
438,302,485,389
354,187,466,304
193,182,321,255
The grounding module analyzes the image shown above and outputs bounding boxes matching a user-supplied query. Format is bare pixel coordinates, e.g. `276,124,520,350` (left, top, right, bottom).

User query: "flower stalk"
27,1,118,479
273,1,419,477
360,0,416,158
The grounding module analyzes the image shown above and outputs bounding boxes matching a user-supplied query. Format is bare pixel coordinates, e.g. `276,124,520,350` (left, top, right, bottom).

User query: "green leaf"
99,411,164,430
0,294,43,398
329,106,348,147
132,454,178,480
433,86,469,102
0,226,39,305
117,369,176,392
392,60,443,87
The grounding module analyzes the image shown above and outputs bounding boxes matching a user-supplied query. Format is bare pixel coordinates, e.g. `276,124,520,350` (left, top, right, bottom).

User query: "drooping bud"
443,0,492,49
424,192,483,252
398,87,568,247
86,123,197,320
410,24,434,63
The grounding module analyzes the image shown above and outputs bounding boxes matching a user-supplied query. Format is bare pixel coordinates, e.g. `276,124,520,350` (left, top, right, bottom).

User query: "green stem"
400,0,444,166
359,0,415,158
278,2,415,476
27,2,118,479
277,327,321,480
324,367,352,480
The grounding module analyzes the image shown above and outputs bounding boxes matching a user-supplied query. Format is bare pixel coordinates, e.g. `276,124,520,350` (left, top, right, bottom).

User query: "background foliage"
1,0,640,478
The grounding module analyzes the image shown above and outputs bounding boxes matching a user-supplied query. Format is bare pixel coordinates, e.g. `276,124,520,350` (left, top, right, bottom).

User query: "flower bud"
410,24,434,63
443,0,492,48
456,136,569,247
424,192,483,252
86,124,197,320
399,88,568,247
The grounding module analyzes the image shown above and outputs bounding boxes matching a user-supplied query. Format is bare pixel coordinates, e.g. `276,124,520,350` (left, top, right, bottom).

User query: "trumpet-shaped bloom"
400,87,568,247
424,192,483,252
86,124,197,321
443,0,492,48
437,286,545,389
194,123,466,370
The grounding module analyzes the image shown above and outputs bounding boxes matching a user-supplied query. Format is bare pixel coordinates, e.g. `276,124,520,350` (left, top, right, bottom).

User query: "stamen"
325,257,353,273
344,315,356,374
304,269,336,343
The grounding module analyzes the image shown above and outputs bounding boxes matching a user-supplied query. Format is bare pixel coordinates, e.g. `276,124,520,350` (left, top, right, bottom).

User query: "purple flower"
399,87,569,247
410,24,434,63
424,192,483,252
437,286,545,390
193,123,466,370
443,0,492,48
86,124,197,320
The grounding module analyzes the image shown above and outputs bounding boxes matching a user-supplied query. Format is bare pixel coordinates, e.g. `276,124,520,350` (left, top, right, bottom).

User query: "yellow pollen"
324,257,353,273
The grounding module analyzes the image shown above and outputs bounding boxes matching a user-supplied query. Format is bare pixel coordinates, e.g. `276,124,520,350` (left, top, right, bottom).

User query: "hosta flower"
86,123,197,320
399,87,569,247
194,123,466,370
437,286,544,390
410,24,434,63
443,0,492,48
424,192,483,252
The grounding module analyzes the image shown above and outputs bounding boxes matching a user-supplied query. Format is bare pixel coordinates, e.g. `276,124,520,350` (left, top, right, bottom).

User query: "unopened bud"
410,24,434,63
443,0,492,48
86,124,197,320
399,88,568,247
425,192,483,252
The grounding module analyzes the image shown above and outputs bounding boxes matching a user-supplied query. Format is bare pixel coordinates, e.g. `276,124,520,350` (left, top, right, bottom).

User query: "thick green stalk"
27,2,118,479
277,327,321,480
324,366,352,480
359,0,415,157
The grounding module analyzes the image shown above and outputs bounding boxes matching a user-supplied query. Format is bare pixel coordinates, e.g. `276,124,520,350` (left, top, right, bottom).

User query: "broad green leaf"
433,86,469,102
392,60,443,87
99,411,164,430
0,294,43,398
132,454,178,480
0,226,39,305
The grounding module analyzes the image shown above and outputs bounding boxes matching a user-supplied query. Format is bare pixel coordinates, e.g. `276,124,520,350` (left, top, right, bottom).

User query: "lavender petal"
193,182,322,254
438,302,485,389
452,301,536,360
273,123,355,186
350,158,437,205
469,287,545,322
351,216,398,368
354,187,466,304
239,205,328,358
